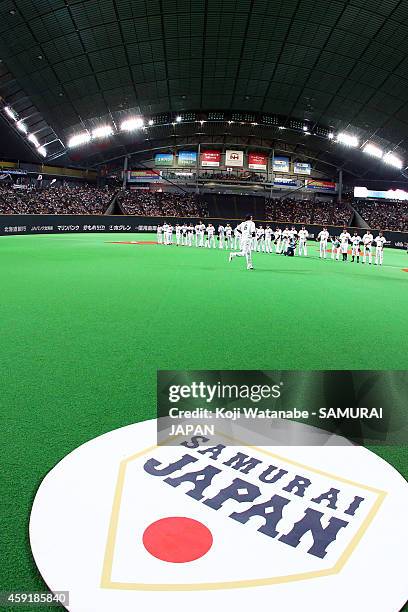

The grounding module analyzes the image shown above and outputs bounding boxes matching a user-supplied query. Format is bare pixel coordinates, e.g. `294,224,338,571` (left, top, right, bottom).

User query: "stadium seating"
0,185,113,215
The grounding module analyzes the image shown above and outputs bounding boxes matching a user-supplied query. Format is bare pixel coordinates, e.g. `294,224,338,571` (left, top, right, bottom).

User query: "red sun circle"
142,517,213,563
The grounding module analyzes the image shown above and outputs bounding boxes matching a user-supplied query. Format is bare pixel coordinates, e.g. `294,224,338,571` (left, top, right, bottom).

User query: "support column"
122,155,129,190
337,168,343,203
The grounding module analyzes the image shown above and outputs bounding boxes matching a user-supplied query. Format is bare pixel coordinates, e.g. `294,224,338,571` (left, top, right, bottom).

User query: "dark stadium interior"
0,0,407,181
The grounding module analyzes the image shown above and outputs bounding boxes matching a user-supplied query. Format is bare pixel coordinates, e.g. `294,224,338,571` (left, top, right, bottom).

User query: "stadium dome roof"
1,0,408,180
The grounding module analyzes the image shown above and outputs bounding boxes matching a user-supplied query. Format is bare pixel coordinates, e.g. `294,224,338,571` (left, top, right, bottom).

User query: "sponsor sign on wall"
272,156,290,173
155,153,174,167
274,176,300,187
225,150,244,167
306,180,336,192
294,162,311,175
128,170,162,182
178,151,197,167
201,150,221,167
248,153,267,171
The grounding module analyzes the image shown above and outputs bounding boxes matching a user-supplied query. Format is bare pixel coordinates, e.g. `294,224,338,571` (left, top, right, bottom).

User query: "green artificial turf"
0,232,407,610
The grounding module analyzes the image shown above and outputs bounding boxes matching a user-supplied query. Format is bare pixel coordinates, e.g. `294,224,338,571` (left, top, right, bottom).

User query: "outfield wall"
0,214,407,249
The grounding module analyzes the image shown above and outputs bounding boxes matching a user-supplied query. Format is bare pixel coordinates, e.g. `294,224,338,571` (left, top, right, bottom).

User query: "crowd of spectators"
119,190,208,217
0,185,113,215
265,198,352,226
353,200,408,232
201,171,267,183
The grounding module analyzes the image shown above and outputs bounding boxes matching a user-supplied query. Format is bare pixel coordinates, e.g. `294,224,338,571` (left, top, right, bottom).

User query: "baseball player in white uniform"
264,225,273,253
317,227,329,258
339,228,351,261
228,215,256,270
166,223,173,245
362,230,374,264
206,223,216,248
331,236,341,260
274,227,282,253
225,224,233,249
374,231,386,265
175,223,181,246
218,224,225,249
256,226,265,252
298,226,309,256
187,223,194,246
162,222,169,245
281,227,290,254
350,232,361,263
157,224,163,244
234,227,241,250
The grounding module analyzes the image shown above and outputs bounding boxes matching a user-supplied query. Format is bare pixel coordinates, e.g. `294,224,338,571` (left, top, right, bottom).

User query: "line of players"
157,222,387,265
317,227,387,265
157,222,308,255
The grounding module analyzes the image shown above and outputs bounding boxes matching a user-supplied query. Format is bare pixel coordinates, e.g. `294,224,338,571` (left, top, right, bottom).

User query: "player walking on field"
374,231,386,265
298,226,309,256
228,215,256,270
317,227,329,258
350,232,361,263
362,230,374,264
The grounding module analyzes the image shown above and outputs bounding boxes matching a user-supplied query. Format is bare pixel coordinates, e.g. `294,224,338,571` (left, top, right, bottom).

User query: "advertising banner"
306,180,337,192
155,153,174,167
178,151,197,167
294,162,311,175
201,150,221,167
225,150,244,167
248,152,267,171
274,176,300,187
293,162,311,174
128,170,162,182
273,156,290,173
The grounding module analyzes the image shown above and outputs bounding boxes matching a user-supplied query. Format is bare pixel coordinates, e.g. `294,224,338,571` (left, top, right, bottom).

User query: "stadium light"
28,133,40,147
383,152,403,169
120,117,144,131
363,143,383,159
336,132,359,147
4,105,17,120
68,132,91,148
16,121,28,134
37,146,47,157
176,116,182,123
92,125,113,139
